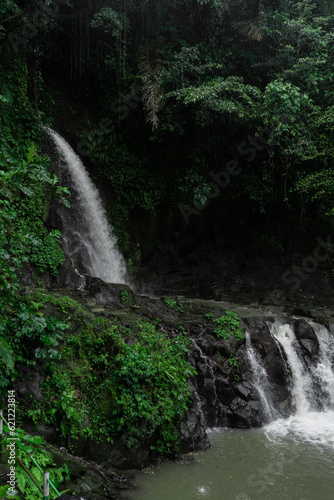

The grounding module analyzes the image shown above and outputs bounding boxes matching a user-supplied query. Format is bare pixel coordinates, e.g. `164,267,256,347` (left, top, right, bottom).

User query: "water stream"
46,128,127,285
309,321,334,410
269,321,314,414
245,330,279,422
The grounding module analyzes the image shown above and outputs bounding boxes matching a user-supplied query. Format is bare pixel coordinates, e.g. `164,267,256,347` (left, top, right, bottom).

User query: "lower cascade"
248,319,334,446
245,330,279,422
46,128,127,286
188,313,334,442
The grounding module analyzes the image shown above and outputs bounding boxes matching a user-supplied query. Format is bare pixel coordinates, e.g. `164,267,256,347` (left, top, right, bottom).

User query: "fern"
26,145,37,165
16,473,27,494
17,470,41,499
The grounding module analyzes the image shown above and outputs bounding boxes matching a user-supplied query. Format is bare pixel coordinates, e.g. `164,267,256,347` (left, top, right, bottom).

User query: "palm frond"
140,53,162,130
232,17,267,42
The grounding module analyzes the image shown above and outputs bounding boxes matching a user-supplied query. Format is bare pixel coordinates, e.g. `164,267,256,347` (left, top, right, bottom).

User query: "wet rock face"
294,319,320,359
226,398,261,428
295,320,319,342
186,329,264,430
178,401,210,453
17,366,45,402
50,447,132,500
185,319,293,431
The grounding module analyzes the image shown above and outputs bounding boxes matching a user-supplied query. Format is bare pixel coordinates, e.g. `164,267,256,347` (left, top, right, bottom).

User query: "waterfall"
308,321,334,410
268,321,314,414
46,129,127,285
245,330,278,421
263,319,334,446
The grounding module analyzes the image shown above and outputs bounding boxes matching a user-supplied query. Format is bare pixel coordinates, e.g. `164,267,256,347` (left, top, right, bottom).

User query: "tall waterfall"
46,129,127,285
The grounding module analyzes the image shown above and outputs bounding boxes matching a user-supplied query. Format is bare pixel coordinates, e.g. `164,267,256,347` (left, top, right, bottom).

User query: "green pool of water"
125,424,334,500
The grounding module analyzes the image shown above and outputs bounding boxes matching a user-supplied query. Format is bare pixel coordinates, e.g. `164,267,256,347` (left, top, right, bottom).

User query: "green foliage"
79,131,161,215
162,45,226,96
25,0,330,254
0,54,69,281
2,426,69,499
90,7,126,38
264,3,334,104
164,297,185,314
204,312,213,320
171,76,261,122
140,53,163,129
1,0,334,465
0,138,66,278
0,485,20,499
111,321,195,452
217,352,240,373
37,312,195,455
261,79,316,144
120,289,132,305
0,58,73,393
0,289,69,389
213,311,244,341
30,230,65,275
228,355,239,368
164,297,177,308
292,106,334,216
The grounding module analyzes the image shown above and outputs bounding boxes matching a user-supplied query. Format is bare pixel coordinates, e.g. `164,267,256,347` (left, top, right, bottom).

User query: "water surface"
126,423,334,500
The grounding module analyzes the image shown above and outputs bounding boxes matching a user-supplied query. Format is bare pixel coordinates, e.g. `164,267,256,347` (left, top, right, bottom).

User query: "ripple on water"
196,483,211,498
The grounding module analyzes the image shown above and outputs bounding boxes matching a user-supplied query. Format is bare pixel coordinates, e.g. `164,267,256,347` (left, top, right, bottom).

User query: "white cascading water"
269,321,314,414
264,320,334,447
309,321,334,410
245,330,279,421
46,128,127,285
